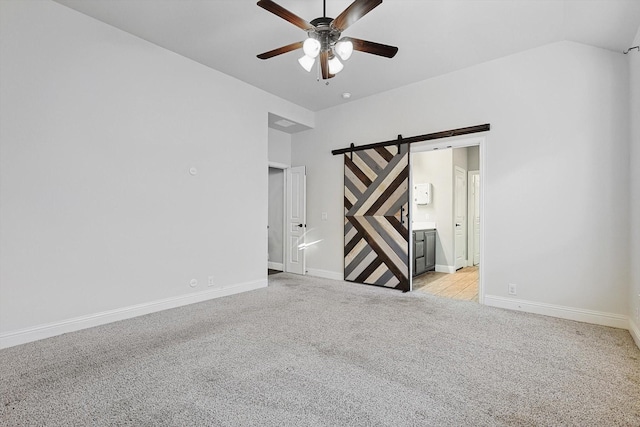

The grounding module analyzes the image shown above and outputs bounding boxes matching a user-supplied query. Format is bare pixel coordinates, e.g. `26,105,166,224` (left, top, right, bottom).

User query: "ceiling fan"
256,0,398,80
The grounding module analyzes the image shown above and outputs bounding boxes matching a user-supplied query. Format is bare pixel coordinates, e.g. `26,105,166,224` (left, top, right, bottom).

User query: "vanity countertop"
412,221,437,231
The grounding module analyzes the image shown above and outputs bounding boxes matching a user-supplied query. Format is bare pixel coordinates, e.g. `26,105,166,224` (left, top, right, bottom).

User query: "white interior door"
286,166,306,275
472,173,480,266
467,171,481,267
454,166,467,270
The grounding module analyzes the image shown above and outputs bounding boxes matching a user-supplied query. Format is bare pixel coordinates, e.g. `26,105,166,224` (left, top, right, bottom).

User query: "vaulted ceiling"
55,0,640,112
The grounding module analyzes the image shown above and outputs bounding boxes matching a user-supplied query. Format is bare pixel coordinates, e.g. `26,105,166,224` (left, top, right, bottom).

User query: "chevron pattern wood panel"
344,144,410,291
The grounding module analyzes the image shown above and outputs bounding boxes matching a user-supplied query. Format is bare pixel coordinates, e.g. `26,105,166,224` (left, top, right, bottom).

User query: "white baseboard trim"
435,265,456,274
306,268,343,281
630,318,640,350
484,295,629,329
268,262,283,271
0,279,267,350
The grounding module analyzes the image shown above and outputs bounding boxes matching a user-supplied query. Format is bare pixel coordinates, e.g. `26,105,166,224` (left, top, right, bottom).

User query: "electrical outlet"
208,276,214,287
508,283,517,295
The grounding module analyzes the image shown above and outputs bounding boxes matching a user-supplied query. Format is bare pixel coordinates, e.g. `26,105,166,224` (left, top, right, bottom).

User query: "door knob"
456,223,461,227
298,223,303,227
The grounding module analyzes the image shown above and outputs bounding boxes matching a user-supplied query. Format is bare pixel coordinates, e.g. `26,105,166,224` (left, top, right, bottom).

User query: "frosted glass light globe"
335,40,353,61
302,38,321,58
328,56,343,74
298,55,315,72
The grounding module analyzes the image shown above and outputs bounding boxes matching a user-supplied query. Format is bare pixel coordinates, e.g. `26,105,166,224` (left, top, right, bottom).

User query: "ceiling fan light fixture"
302,37,321,58
298,55,315,72
256,0,398,80
328,55,344,74
335,39,353,61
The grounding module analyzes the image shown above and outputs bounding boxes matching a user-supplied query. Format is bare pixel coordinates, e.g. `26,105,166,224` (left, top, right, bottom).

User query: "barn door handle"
400,206,404,225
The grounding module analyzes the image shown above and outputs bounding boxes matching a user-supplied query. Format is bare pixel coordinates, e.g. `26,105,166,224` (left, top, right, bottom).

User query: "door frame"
410,135,486,304
268,161,288,272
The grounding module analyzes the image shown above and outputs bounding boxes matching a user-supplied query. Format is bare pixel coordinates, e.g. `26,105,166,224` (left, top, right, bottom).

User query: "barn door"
344,144,410,291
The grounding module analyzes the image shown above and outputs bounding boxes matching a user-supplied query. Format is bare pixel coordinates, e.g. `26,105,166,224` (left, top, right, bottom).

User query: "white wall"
452,147,468,172
468,146,480,171
268,128,291,166
629,27,640,346
292,41,630,325
0,0,312,345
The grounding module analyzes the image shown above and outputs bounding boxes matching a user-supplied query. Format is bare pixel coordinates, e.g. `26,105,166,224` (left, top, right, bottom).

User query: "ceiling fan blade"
331,0,382,32
320,50,329,79
257,41,304,60
257,0,314,31
319,51,335,79
344,37,398,58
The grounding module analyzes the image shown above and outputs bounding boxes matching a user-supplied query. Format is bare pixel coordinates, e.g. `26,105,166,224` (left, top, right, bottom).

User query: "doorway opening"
409,136,484,303
268,163,307,277
268,166,285,274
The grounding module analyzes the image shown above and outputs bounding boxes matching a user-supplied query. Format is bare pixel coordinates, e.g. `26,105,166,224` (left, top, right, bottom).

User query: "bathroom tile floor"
413,265,479,302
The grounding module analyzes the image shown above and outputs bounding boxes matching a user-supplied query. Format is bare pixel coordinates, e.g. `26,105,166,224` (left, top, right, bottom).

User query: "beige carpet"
1,273,639,426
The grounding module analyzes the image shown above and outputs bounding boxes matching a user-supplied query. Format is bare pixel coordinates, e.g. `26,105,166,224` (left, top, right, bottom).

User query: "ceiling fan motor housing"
309,17,341,51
